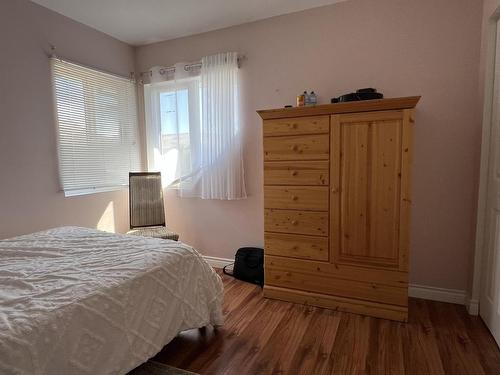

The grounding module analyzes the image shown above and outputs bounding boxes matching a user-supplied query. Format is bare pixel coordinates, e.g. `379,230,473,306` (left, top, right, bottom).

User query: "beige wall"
0,0,136,238
135,0,484,291
0,0,486,292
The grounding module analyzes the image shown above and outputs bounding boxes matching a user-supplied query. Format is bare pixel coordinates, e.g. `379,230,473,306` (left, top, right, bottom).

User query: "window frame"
144,76,201,188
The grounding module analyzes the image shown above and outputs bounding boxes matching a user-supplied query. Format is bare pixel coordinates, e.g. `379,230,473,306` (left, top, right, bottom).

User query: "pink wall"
0,0,485,292
0,0,136,238
135,0,484,291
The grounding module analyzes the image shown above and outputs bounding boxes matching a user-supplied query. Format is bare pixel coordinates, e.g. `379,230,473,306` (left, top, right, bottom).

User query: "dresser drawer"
264,186,328,211
264,209,328,236
264,161,329,186
265,232,328,261
263,116,329,137
264,268,408,307
263,134,329,161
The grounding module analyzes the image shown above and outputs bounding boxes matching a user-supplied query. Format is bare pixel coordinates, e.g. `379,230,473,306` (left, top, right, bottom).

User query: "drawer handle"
291,123,298,129
291,170,298,176
291,220,299,226
291,145,299,152
292,195,299,201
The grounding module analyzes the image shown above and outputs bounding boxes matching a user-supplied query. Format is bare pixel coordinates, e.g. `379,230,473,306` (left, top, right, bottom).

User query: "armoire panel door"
330,110,413,270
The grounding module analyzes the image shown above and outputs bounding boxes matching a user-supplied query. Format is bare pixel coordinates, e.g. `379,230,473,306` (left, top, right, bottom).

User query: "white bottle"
309,91,317,105
303,91,309,106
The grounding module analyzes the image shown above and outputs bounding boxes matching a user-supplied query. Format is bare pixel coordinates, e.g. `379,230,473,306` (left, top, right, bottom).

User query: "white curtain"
194,52,246,200
144,52,246,200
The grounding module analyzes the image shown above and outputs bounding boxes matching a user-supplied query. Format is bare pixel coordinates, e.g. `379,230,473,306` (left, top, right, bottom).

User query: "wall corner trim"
202,256,468,308
466,296,480,316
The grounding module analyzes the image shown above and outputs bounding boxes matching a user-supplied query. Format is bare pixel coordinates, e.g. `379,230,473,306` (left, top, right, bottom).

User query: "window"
144,77,201,188
51,58,141,196
144,52,246,199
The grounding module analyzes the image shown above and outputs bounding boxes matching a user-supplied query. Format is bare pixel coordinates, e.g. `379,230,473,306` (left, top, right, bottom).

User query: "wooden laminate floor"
153,270,500,375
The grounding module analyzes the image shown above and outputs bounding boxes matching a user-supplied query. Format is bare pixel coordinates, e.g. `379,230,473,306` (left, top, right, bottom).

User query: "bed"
0,226,224,375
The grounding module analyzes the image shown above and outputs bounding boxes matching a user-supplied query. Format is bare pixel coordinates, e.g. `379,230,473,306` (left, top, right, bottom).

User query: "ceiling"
31,0,346,46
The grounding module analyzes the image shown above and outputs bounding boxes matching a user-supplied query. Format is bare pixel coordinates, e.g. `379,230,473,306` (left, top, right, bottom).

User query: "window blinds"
51,58,141,196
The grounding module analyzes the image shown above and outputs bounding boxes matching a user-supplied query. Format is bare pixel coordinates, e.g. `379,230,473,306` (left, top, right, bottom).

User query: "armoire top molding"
257,96,421,120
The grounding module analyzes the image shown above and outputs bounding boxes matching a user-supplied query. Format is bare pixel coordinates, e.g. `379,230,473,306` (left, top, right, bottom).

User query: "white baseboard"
407,284,466,305
466,297,479,316
203,256,467,306
203,255,233,269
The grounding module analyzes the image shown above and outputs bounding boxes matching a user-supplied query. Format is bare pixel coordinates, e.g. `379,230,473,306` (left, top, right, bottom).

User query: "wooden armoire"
257,96,420,321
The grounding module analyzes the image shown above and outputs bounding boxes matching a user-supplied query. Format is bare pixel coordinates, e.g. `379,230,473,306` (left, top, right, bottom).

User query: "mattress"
0,226,224,375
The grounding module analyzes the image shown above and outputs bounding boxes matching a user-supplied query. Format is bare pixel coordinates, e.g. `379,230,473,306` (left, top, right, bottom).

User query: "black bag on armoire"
223,247,264,286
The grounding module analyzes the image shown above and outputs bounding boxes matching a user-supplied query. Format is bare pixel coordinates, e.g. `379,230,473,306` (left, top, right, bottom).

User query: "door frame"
470,6,500,316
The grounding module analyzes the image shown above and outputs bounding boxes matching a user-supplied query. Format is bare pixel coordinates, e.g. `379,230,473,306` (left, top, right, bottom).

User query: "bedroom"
0,0,499,374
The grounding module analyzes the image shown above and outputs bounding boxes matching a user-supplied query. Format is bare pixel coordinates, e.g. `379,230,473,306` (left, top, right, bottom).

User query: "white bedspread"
0,227,224,375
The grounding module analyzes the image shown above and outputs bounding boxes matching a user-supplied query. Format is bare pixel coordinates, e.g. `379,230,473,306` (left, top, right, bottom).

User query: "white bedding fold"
0,226,224,375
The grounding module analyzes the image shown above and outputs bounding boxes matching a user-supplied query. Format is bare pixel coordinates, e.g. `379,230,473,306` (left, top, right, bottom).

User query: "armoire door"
330,110,413,272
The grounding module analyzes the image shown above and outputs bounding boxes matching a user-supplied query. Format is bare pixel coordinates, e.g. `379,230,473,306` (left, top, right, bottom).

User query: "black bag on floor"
223,247,264,286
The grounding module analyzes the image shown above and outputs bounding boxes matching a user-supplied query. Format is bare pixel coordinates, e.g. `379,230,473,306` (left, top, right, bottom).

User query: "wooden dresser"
258,96,420,321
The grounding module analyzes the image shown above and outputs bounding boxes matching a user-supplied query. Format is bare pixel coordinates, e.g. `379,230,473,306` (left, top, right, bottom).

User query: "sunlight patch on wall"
97,201,115,232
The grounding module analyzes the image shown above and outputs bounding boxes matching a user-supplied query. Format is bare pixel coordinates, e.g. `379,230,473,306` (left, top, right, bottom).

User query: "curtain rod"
48,45,136,82
139,55,245,78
